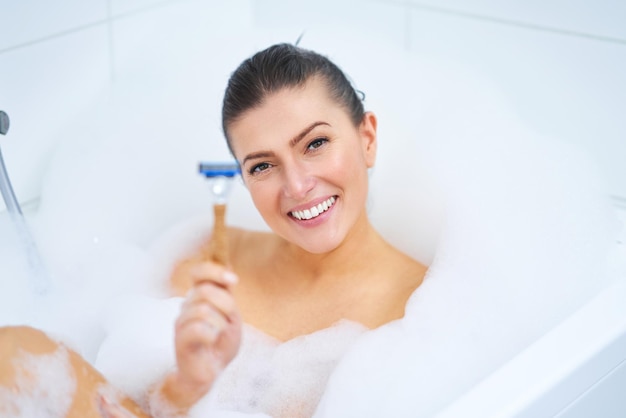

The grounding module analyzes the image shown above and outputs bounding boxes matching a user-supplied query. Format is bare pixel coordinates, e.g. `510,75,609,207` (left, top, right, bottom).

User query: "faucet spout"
0,111,22,215
0,110,50,294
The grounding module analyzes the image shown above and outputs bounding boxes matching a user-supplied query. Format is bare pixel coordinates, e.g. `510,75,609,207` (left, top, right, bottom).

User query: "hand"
97,394,145,418
161,261,242,410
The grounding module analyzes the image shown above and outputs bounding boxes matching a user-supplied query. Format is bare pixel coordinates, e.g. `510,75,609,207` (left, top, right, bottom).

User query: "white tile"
108,0,255,144
110,0,176,16
405,0,626,41
251,0,407,49
408,9,626,198
0,0,108,51
111,0,253,77
108,3,253,143
0,27,111,211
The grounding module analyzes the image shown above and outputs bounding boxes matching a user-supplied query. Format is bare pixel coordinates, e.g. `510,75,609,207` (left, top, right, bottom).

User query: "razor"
198,162,241,265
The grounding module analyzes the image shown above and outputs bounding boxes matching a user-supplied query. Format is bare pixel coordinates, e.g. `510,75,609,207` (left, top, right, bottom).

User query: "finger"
190,262,238,288
176,305,227,343
174,318,224,382
97,394,138,418
177,302,228,329
177,304,228,336
184,283,238,320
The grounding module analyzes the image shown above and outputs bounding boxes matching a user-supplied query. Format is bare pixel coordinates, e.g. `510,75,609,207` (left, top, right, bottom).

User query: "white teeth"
291,196,337,220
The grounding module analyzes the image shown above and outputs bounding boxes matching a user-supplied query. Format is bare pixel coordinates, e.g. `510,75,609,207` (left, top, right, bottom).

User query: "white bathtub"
437,213,626,418
2,29,624,416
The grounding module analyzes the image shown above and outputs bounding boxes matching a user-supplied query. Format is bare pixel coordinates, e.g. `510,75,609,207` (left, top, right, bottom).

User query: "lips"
289,196,337,220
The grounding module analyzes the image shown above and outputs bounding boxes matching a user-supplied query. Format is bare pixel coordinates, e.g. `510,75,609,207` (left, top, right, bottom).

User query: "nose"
282,162,315,200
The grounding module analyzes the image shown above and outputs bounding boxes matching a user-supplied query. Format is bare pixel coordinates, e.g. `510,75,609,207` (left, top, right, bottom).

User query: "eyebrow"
289,121,330,147
242,121,331,166
242,150,274,166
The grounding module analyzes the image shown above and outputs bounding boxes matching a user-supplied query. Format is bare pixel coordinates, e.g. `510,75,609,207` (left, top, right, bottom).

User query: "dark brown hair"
222,43,364,155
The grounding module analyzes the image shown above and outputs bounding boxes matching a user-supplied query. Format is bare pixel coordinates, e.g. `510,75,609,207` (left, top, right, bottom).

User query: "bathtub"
2,34,624,417
435,210,626,418
437,278,626,417
1,209,624,418
1,143,625,417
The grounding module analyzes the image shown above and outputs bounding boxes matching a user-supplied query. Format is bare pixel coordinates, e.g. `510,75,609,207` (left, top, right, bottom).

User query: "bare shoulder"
366,241,428,325
227,226,270,243
227,226,280,269
228,226,276,254
379,237,428,289
398,249,428,286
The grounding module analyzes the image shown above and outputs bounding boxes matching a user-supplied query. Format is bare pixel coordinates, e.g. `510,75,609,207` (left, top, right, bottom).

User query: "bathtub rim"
434,276,626,417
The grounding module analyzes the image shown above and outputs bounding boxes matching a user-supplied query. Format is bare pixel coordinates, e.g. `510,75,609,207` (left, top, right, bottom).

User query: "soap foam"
0,346,75,418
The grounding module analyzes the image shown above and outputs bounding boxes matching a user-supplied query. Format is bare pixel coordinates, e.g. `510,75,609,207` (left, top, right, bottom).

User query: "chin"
299,244,336,255
292,233,344,255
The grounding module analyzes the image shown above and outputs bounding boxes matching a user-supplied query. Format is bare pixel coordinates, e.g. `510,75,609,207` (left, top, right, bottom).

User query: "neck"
278,211,384,283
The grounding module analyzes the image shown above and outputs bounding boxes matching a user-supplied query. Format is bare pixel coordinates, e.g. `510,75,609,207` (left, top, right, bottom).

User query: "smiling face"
227,76,378,254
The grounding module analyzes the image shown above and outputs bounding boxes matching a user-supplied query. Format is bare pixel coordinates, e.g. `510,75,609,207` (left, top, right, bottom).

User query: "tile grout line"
4,0,626,55
382,0,626,45
0,0,186,56
0,19,110,55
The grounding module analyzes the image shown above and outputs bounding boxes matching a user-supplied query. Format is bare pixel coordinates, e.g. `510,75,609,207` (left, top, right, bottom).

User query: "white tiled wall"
0,13,111,211
405,0,626,40
250,0,407,47
405,2,626,201
1,0,625,213
0,0,108,51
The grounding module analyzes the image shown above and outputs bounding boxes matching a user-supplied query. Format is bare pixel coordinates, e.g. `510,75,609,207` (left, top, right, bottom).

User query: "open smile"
289,196,337,220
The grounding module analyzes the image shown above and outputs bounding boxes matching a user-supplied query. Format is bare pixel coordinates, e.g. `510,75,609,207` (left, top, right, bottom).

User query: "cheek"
337,156,370,205
327,149,367,185
247,181,279,216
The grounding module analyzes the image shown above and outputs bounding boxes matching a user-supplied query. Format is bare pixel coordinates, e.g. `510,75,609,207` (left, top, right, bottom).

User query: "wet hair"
221,43,365,155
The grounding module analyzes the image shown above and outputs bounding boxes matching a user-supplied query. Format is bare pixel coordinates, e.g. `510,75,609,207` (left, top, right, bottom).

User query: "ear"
359,111,378,168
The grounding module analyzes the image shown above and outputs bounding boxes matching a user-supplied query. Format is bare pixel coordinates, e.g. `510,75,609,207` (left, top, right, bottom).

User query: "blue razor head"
198,162,241,177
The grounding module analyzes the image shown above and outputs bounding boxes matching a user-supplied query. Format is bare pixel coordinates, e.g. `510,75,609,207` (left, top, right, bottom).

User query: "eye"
248,162,272,175
307,137,328,151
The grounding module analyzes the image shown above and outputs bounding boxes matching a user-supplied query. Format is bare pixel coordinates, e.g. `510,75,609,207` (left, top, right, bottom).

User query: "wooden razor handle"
169,203,229,296
210,203,229,265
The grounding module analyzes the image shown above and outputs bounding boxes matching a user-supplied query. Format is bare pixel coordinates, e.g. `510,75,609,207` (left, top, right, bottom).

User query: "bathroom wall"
1,0,625,213
0,0,110,212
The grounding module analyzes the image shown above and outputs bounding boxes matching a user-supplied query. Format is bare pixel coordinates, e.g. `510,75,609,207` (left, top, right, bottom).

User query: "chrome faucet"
0,110,50,293
0,110,23,215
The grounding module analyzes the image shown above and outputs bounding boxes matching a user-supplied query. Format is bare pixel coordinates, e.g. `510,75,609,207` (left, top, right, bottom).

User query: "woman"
0,43,427,418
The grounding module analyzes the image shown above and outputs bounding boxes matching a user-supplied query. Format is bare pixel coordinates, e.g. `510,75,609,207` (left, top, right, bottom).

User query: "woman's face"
227,76,378,254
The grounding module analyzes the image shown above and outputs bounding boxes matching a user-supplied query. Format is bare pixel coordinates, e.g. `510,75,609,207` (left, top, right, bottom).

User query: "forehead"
228,77,348,157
